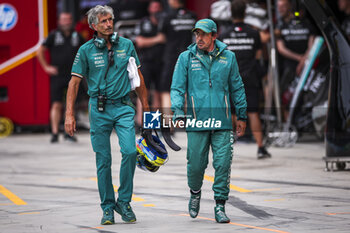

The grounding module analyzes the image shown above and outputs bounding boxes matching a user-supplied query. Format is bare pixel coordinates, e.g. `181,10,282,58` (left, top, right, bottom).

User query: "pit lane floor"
0,132,349,233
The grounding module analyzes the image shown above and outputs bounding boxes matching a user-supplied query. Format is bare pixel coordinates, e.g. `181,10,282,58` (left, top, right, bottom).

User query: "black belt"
91,96,123,104
105,98,123,104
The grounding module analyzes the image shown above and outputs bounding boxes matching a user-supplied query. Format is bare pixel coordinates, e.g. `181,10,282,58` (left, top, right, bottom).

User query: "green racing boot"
189,191,201,218
214,204,230,223
101,208,115,225
115,201,136,222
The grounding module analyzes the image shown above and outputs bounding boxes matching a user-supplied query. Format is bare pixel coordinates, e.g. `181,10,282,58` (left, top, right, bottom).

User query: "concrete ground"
0,131,350,233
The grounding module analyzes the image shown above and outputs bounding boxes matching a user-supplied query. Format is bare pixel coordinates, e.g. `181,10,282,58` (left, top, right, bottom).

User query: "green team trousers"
89,97,137,211
187,130,234,200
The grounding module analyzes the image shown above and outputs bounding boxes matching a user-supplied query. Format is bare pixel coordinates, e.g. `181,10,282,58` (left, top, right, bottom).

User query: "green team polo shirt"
71,36,140,99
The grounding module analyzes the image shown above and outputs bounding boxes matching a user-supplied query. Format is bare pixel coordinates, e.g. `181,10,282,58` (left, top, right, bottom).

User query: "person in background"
110,0,149,21
338,0,350,40
146,0,196,125
275,0,315,118
243,0,271,124
220,0,271,159
75,8,94,41
134,0,165,129
110,0,149,40
37,12,85,143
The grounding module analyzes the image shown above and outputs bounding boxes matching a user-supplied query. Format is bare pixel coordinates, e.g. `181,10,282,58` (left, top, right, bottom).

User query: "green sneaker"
101,208,115,225
188,192,201,218
214,204,230,223
115,201,136,222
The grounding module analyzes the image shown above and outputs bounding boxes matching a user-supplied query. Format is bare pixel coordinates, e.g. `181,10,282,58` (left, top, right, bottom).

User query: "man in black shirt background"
110,0,149,22
37,12,85,143
338,0,350,40
134,0,165,127
275,0,315,112
220,0,271,159
150,0,196,122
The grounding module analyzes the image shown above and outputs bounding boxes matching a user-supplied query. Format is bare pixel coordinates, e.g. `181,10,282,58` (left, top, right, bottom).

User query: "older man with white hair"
65,5,151,225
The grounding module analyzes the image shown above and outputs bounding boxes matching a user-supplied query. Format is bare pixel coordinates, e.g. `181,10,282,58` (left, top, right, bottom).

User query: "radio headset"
93,32,119,112
93,32,119,49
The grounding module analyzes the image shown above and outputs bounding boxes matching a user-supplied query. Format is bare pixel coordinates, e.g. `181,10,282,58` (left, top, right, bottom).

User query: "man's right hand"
236,120,246,137
65,114,76,137
44,65,58,76
296,55,306,76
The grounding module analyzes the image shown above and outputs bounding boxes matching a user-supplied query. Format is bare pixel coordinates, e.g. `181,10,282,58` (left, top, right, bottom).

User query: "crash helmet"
136,135,168,172
136,153,160,172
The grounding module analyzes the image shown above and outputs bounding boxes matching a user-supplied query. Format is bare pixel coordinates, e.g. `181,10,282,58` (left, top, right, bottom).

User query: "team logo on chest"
116,49,126,58
191,58,202,70
218,56,228,65
92,52,105,67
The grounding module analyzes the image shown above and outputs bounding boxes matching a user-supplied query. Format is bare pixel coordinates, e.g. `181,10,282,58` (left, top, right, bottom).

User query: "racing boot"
214,204,230,223
101,207,115,225
115,201,136,222
189,190,201,218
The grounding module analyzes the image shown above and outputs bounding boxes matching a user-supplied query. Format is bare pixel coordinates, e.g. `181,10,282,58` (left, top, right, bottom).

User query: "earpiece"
93,32,119,49
110,32,119,44
93,36,106,49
